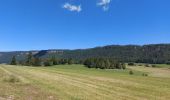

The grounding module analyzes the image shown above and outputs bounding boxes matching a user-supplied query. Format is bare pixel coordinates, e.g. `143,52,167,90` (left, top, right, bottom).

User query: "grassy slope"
0,64,170,100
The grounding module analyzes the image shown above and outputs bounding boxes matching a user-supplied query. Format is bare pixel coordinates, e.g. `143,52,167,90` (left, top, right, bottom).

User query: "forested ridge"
1,44,170,64
52,44,170,64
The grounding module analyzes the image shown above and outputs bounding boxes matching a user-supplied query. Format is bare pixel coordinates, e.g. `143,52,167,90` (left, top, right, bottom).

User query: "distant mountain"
1,44,170,64
0,51,39,63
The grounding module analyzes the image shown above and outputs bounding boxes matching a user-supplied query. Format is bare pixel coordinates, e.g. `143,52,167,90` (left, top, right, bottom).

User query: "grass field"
0,64,170,100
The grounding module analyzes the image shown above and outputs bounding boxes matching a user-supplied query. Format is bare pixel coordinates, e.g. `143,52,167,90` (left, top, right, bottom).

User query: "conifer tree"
26,52,33,66
10,56,17,65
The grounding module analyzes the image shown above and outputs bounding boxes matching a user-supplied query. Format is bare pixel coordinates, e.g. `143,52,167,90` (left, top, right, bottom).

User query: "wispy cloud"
63,3,82,12
97,0,111,11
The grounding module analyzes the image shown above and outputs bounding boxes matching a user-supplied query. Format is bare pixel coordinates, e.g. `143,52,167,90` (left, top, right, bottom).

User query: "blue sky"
0,0,170,51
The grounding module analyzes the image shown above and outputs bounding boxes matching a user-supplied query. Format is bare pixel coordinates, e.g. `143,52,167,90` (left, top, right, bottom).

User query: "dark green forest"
30,44,170,64
10,52,126,69
1,44,170,64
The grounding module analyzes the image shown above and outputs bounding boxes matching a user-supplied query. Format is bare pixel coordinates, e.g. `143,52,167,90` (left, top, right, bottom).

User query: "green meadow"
0,64,170,100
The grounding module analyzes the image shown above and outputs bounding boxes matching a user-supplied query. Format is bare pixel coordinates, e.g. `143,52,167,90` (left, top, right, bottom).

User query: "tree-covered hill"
0,44,170,64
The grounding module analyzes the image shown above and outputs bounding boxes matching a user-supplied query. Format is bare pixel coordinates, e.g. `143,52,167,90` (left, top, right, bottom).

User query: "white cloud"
97,0,111,11
63,3,82,12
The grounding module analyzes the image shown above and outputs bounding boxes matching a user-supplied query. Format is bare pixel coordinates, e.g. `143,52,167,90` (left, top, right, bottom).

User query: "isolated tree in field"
10,56,17,65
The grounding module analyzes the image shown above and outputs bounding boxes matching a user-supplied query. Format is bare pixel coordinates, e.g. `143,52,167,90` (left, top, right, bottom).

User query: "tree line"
44,44,170,64
2,44,170,64
10,52,126,69
84,58,126,69
10,52,74,66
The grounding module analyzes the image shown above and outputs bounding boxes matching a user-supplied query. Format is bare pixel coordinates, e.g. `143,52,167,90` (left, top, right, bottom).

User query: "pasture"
0,64,170,100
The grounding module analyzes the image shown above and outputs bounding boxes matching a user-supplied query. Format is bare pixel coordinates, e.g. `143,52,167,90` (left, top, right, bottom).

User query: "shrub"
145,64,150,67
142,73,148,76
122,63,126,69
129,70,134,75
138,64,143,66
44,61,53,66
151,65,157,67
128,62,135,66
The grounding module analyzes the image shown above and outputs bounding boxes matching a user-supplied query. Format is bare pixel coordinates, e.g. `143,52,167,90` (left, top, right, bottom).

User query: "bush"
44,61,53,66
122,63,126,70
128,62,135,66
129,70,134,75
142,73,148,76
145,64,150,67
138,64,143,66
151,65,157,67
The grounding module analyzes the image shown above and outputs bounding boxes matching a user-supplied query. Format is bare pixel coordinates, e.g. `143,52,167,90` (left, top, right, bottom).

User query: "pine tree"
105,59,111,69
26,52,33,66
10,56,17,65
100,61,105,69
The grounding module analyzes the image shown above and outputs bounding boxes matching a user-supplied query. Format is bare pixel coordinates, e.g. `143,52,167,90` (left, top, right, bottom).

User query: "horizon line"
0,43,170,52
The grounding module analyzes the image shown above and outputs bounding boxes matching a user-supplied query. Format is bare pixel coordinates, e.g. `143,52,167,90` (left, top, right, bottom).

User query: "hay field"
0,64,170,100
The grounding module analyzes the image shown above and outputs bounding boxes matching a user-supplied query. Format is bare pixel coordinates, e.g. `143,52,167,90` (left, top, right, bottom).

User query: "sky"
0,0,170,51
